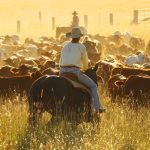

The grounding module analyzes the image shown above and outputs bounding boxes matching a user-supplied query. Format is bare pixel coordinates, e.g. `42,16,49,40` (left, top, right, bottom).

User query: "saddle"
60,73,91,94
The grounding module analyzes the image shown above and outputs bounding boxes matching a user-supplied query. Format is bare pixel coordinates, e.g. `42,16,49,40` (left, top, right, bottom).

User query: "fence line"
17,20,21,34
38,11,42,23
109,13,114,25
13,9,150,35
52,17,56,31
84,15,88,28
133,8,150,24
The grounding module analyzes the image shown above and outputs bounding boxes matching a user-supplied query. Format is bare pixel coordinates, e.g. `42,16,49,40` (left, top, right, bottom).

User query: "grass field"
0,0,150,149
0,90,150,150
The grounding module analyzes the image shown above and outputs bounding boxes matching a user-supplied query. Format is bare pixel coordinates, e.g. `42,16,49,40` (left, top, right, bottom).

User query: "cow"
0,71,42,98
14,64,31,76
51,44,62,52
122,31,132,44
94,34,107,45
11,35,20,45
0,48,6,59
117,44,134,55
83,40,101,62
116,54,126,63
143,63,150,69
97,60,123,82
3,55,23,67
111,67,150,78
124,75,150,106
0,65,15,77
23,58,37,66
107,34,123,46
16,44,38,58
124,54,139,66
43,60,56,69
124,51,149,66
41,50,53,59
108,74,127,100
129,37,145,50
146,40,150,55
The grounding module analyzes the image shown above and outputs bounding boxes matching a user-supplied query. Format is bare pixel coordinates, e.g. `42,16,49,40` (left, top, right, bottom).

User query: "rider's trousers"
60,67,102,112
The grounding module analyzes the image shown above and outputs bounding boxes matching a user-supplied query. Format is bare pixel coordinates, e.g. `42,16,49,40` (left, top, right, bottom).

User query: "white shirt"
59,42,88,70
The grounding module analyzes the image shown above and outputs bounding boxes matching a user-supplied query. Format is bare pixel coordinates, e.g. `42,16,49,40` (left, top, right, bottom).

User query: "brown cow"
0,65,15,77
108,74,126,100
83,40,101,62
97,60,123,82
51,44,62,51
3,55,21,67
0,71,42,98
146,40,150,55
124,75,150,106
111,67,150,78
14,64,31,76
43,60,56,69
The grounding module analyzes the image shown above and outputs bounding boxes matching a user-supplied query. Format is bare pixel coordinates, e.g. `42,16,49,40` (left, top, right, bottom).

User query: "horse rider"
71,11,79,27
59,27,105,115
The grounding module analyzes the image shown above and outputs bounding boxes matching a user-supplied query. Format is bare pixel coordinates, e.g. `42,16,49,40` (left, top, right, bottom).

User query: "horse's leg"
28,103,37,126
90,111,101,129
28,76,47,126
28,102,44,126
50,105,63,126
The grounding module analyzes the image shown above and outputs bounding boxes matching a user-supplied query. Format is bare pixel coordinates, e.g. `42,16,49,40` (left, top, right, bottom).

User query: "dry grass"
0,90,150,150
0,1,150,149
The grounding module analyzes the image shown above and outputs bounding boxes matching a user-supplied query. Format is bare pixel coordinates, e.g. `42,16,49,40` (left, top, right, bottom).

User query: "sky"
0,0,149,37
0,0,149,22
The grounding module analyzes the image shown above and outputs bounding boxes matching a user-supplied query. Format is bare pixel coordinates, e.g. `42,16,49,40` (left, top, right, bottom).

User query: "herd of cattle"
0,31,150,106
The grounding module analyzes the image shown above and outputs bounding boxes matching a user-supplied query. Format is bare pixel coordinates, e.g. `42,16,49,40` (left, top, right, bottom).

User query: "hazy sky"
0,0,149,24
0,0,149,37
0,0,149,13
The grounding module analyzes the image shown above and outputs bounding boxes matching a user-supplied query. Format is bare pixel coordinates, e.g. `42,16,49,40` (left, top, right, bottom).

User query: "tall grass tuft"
0,93,149,150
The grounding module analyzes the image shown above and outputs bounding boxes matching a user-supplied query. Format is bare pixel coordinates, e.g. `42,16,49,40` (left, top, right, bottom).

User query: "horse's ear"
94,64,99,72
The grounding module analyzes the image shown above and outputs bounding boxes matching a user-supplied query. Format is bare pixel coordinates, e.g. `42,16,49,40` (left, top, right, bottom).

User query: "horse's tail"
28,76,47,111
28,76,47,124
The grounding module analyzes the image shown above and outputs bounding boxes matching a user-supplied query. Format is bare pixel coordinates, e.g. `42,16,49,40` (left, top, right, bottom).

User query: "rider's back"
60,42,88,70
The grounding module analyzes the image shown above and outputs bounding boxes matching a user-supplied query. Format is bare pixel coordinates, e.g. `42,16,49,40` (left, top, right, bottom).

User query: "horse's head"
84,64,99,85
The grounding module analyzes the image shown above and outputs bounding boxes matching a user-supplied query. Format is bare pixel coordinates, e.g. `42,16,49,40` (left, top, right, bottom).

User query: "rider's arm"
59,48,64,67
81,46,88,70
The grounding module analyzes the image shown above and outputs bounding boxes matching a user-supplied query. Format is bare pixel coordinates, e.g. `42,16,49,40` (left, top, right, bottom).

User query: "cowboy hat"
72,11,78,15
66,27,83,38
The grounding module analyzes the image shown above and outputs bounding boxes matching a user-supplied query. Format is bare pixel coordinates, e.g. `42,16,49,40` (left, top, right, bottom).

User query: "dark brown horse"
28,65,100,125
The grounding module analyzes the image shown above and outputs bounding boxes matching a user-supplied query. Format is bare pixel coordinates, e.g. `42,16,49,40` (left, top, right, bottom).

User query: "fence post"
39,11,42,23
84,15,88,28
17,20,21,34
133,10,139,24
109,13,114,25
98,13,101,25
52,17,55,31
